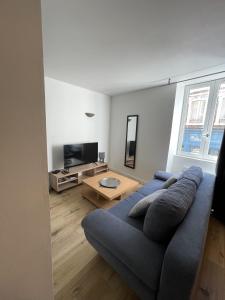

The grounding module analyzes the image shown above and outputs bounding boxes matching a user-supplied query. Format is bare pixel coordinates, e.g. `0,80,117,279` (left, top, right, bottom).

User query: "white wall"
0,1,53,299
109,85,176,182
45,77,111,171
171,155,216,174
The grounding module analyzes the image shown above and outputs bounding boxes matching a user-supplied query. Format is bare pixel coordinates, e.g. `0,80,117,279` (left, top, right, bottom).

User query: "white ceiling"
41,0,225,96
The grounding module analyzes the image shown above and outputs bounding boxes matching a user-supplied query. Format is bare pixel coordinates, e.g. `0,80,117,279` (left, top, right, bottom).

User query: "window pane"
181,86,210,154
208,83,225,156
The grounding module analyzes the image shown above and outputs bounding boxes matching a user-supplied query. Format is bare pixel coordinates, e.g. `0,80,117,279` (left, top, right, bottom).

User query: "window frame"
177,78,225,162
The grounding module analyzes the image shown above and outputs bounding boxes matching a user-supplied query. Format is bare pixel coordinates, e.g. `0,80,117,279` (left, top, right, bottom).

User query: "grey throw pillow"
143,178,196,243
129,189,167,218
162,176,177,188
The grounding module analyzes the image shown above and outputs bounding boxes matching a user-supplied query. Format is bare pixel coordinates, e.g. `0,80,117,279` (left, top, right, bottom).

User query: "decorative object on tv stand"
99,152,105,163
85,112,95,117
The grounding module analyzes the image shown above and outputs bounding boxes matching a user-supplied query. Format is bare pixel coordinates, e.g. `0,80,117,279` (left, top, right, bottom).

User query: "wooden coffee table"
82,171,139,208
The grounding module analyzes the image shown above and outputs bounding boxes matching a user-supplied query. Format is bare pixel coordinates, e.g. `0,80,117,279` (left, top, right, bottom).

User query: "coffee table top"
82,171,139,200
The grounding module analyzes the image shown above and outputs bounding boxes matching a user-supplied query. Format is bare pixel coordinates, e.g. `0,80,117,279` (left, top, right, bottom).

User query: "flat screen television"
64,142,98,168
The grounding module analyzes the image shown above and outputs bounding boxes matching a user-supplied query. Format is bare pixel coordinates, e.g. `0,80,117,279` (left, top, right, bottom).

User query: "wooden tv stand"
50,162,108,192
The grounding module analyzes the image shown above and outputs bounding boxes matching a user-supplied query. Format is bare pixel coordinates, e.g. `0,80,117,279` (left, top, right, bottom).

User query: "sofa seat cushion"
128,189,167,218
109,179,164,230
109,192,145,230
137,179,164,197
144,178,197,243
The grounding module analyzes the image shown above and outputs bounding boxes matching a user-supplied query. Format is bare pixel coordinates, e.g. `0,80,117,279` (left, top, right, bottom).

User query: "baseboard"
109,167,146,184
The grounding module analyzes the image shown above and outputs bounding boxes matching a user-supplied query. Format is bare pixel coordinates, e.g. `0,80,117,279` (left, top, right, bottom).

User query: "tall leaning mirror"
124,115,138,169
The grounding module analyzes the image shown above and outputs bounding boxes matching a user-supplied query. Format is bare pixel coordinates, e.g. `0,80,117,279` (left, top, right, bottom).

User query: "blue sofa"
82,171,215,300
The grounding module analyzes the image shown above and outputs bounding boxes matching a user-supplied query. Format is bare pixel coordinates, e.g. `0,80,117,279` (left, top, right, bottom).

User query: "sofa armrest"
82,209,165,291
154,170,173,181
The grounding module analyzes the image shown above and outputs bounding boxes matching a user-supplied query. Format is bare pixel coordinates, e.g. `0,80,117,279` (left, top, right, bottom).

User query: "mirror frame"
124,114,139,169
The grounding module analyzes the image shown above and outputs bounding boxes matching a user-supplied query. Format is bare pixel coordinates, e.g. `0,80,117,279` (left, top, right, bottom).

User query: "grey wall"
109,85,176,182
0,1,53,299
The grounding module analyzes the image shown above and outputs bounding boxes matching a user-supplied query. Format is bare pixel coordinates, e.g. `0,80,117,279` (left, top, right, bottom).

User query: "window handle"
202,132,210,138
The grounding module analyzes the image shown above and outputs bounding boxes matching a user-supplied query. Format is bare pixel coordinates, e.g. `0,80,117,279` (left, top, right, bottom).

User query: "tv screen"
64,142,98,168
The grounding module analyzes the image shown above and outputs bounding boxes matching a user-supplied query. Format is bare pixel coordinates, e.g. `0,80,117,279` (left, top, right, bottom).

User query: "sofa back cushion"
180,166,203,187
143,178,197,243
157,173,215,300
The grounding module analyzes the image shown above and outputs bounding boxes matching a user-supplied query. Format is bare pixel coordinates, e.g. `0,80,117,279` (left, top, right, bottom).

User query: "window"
178,78,225,160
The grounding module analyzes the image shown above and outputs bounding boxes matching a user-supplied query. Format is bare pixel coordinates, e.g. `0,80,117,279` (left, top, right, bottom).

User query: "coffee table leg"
82,185,121,209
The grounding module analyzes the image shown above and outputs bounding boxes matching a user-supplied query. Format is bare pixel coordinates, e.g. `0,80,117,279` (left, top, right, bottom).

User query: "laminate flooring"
50,185,225,300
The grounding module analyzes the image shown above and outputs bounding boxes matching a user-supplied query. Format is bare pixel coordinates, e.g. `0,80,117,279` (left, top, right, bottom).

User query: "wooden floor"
194,217,225,300
50,185,225,300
